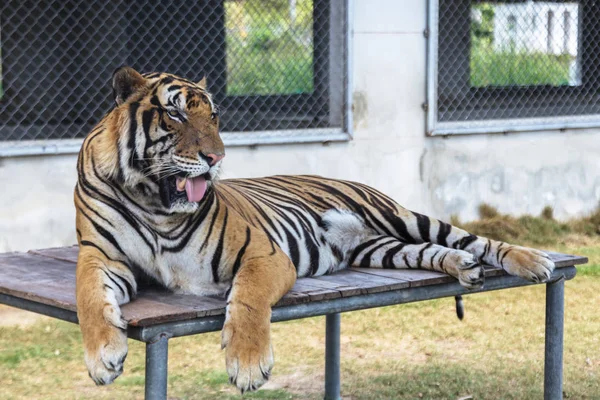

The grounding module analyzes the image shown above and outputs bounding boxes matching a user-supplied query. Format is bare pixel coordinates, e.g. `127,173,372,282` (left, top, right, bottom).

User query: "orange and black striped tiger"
75,67,555,392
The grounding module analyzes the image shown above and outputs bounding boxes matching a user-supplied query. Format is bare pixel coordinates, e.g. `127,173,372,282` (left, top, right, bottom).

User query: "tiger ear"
197,76,207,89
112,66,147,106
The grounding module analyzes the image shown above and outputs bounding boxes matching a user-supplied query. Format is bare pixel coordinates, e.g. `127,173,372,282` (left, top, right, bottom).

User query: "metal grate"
0,0,348,142
428,0,600,135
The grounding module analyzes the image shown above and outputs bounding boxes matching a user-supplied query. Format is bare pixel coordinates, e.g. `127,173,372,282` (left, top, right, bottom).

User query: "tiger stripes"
75,67,555,393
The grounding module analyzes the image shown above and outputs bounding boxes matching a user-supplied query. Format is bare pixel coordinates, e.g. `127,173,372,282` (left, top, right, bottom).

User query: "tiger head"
94,66,225,214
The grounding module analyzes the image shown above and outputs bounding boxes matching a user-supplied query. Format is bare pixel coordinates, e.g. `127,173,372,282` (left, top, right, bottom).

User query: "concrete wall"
1,0,599,252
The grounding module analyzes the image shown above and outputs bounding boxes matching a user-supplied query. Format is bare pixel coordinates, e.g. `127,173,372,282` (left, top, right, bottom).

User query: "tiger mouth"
160,172,212,208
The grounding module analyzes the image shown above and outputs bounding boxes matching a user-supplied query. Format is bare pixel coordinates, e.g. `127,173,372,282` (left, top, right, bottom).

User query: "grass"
0,206,599,399
470,42,575,87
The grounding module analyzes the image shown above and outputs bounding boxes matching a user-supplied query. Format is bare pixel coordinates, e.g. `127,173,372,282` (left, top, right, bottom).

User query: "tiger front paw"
80,308,128,385
221,304,273,393
456,253,485,289
500,246,555,283
447,251,485,289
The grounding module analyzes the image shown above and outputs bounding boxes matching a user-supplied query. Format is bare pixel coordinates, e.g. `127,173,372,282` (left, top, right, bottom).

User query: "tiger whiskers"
140,160,179,179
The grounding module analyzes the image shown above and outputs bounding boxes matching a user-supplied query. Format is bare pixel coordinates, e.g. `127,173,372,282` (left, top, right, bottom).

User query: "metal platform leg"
544,277,565,400
325,313,341,400
145,333,170,400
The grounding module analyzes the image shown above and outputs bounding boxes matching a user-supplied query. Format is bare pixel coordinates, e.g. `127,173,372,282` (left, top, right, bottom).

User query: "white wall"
1,0,599,252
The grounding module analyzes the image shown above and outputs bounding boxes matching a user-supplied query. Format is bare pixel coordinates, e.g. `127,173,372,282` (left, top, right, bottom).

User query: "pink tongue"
184,176,207,202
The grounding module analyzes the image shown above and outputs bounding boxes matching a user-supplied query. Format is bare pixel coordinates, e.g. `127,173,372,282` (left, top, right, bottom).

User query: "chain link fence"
428,0,600,135
0,0,348,143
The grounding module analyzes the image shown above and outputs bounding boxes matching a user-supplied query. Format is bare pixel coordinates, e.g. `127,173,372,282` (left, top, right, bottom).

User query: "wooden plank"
349,267,453,288
278,289,311,306
288,276,360,297
291,280,344,302
28,246,79,264
547,251,588,268
123,289,226,326
313,269,410,295
0,252,77,311
350,267,440,285
278,280,343,304
349,268,414,280
484,266,505,278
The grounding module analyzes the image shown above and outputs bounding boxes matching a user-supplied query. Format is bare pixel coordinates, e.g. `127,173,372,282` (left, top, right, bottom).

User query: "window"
427,0,600,135
0,0,350,154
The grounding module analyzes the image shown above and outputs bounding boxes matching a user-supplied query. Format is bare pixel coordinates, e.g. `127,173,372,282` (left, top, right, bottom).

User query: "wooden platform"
0,246,587,327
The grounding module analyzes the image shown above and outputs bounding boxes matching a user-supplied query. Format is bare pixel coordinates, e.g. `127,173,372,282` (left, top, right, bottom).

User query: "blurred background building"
1,0,599,251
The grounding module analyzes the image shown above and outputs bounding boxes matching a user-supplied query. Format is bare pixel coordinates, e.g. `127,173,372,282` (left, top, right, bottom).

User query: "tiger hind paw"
500,246,555,283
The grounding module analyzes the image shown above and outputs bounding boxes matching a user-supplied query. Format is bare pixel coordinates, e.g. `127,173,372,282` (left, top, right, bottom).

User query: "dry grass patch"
452,203,600,247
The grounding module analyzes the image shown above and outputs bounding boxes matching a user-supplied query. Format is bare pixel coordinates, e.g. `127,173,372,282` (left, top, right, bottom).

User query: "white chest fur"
115,221,230,296
153,249,230,296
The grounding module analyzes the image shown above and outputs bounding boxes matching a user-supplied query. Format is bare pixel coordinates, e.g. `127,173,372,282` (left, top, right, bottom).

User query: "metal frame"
544,276,565,400
145,333,171,400
0,128,352,157
0,0,354,158
0,266,575,399
425,0,600,136
325,313,341,400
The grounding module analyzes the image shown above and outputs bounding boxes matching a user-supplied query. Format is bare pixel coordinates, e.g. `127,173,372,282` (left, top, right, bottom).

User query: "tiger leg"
321,210,484,288
447,227,554,283
354,199,555,282
221,244,297,393
351,236,485,289
403,213,555,283
76,245,136,385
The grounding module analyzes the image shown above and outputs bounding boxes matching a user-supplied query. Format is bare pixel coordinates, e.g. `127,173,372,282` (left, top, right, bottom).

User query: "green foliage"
471,4,495,43
225,0,314,96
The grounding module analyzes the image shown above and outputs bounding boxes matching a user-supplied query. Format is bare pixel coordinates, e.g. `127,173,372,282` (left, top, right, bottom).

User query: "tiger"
74,66,555,393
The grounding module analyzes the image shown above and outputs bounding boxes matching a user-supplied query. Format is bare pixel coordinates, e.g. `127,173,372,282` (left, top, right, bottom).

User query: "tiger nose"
205,153,225,166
